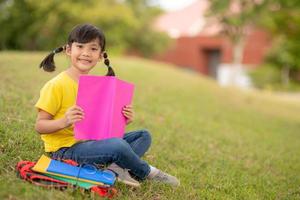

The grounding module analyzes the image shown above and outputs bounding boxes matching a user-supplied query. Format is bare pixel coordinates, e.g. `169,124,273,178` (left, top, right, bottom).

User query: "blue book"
32,155,116,186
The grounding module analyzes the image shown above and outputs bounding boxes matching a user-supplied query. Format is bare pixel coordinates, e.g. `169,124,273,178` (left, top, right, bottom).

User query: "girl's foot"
147,166,180,186
107,163,140,187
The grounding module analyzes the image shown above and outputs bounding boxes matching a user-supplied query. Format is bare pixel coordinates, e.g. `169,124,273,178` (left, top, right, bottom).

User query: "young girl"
35,24,179,187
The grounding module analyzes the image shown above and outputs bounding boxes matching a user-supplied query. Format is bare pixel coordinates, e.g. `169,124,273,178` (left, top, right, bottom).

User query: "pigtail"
103,52,115,76
39,46,65,72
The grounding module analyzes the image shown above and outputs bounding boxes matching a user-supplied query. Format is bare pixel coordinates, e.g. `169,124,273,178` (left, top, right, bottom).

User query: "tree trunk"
281,64,290,86
231,37,245,85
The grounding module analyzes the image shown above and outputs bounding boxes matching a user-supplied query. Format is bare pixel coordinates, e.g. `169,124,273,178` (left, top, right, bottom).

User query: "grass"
0,51,299,200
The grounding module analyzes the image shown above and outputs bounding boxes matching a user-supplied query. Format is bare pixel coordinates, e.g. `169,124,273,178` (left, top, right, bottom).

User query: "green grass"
0,51,299,200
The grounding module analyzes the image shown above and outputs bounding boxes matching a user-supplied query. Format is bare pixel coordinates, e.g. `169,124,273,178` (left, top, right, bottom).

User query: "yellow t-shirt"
35,71,78,152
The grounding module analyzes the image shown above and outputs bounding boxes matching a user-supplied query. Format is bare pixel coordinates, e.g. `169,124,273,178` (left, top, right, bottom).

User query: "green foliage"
127,26,170,57
0,0,170,56
259,0,300,84
250,64,281,88
123,0,171,57
250,64,300,92
1,52,300,199
265,36,300,71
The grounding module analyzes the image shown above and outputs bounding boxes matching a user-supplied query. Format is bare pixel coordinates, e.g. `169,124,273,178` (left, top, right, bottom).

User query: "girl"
35,24,179,187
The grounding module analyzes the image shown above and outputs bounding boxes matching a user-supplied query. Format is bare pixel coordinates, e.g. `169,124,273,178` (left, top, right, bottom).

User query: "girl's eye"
92,48,99,51
76,44,83,48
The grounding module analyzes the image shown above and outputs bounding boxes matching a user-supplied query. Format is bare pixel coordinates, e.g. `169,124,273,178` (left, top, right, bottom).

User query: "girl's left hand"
122,105,134,125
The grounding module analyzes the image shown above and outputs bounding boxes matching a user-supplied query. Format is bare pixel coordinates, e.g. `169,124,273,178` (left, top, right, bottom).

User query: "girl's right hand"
64,105,84,127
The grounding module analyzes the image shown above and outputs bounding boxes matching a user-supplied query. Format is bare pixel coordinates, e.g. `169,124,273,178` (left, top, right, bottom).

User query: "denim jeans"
50,129,152,180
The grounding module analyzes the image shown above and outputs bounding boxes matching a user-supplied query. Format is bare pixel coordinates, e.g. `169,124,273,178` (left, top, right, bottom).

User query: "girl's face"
66,39,102,74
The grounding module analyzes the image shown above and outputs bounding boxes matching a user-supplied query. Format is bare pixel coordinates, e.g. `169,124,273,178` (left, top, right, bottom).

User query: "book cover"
74,75,134,140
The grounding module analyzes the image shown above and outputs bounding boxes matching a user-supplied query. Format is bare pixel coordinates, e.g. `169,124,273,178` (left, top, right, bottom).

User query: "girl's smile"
78,58,92,64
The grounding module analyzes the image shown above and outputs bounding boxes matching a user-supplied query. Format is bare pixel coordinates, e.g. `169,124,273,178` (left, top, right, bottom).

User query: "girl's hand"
64,105,84,127
122,105,134,125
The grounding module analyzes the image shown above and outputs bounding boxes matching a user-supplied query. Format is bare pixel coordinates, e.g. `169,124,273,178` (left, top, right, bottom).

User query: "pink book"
74,75,134,140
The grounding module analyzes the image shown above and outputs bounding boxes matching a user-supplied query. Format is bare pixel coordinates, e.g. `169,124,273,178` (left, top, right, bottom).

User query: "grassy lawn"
0,51,299,200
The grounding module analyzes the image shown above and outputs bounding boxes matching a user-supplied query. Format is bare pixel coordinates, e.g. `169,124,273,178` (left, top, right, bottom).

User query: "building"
154,0,271,87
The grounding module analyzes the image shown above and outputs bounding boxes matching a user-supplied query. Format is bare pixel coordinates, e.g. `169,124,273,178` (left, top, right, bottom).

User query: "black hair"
39,24,115,76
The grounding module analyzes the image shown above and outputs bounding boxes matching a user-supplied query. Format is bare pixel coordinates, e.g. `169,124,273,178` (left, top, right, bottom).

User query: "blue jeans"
50,129,152,180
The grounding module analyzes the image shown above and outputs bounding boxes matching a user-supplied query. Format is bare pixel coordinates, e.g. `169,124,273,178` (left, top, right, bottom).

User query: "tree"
0,0,170,56
207,0,267,85
259,0,300,85
123,0,170,56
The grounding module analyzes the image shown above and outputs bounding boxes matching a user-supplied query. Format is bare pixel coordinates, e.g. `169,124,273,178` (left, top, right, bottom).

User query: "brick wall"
155,29,271,75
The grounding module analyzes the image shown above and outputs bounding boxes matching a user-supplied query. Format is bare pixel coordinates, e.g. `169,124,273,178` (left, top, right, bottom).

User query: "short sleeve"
35,81,62,116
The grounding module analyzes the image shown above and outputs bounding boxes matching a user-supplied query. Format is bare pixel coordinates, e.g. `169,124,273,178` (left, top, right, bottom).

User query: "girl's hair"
39,24,115,76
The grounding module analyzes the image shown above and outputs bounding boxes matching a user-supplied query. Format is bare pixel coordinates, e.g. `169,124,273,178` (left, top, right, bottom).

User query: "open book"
74,75,134,140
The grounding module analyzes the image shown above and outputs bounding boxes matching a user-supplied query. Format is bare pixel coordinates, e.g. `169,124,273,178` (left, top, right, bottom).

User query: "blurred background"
1,0,300,92
1,1,300,199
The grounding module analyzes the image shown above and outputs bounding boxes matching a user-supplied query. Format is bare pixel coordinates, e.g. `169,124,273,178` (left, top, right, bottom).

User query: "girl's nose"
82,49,90,57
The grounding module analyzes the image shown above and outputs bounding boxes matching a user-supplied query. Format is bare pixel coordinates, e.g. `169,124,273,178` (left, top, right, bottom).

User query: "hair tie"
103,52,108,59
53,47,64,54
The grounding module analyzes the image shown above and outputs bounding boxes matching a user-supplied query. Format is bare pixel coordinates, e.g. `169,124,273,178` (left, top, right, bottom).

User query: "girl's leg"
122,130,179,186
50,138,150,180
123,129,151,157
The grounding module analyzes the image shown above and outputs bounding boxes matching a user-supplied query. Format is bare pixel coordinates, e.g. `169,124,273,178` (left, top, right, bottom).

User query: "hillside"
0,52,299,200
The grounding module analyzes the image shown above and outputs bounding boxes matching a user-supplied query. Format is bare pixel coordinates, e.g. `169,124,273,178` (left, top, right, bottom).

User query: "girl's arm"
35,106,84,134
